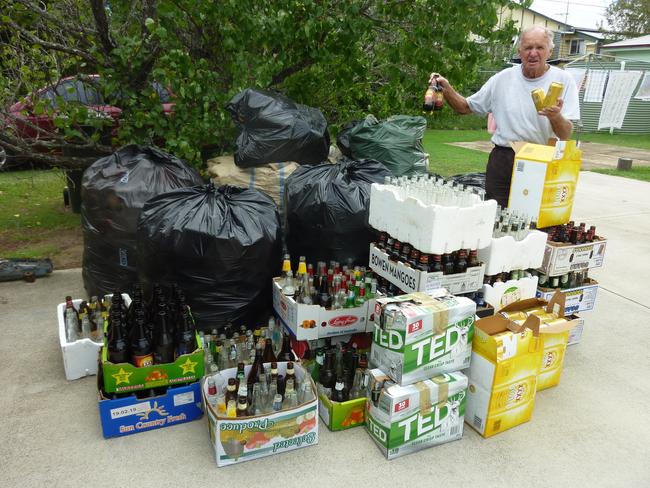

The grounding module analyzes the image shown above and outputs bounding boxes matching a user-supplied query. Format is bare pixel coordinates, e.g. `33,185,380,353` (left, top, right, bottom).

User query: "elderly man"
433,25,580,207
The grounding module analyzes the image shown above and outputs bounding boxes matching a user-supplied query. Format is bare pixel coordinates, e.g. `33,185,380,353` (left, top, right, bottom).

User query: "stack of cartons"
465,291,577,438
365,291,475,458
97,294,206,438
536,235,606,345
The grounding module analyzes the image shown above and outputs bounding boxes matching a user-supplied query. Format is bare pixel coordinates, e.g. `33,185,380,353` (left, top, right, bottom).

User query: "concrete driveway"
450,140,650,170
0,173,649,487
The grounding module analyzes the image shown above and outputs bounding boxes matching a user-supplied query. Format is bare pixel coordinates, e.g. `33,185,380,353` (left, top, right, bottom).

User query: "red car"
6,75,174,142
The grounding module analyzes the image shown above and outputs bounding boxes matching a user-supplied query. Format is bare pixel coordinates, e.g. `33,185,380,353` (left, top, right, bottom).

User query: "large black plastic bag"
348,115,428,176
284,158,392,266
136,184,282,330
81,145,203,297
448,172,486,190
226,88,330,168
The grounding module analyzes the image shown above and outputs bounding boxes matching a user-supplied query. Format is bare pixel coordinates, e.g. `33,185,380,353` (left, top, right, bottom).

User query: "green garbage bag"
348,115,428,176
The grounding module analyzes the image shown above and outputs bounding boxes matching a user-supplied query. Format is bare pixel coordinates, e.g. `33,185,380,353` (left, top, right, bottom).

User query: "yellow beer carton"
499,292,578,391
508,140,582,228
465,313,543,438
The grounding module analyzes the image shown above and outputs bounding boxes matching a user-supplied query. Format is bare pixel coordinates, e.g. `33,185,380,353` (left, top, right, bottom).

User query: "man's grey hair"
518,25,555,52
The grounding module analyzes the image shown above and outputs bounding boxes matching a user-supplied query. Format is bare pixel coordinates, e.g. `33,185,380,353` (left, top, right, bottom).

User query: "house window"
570,39,585,55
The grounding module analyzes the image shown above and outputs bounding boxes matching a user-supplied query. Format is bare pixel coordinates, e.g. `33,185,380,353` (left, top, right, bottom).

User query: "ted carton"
370,292,475,386
366,369,468,460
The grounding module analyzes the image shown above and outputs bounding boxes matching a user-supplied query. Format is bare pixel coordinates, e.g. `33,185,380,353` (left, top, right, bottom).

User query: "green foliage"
1,0,518,169
606,0,650,36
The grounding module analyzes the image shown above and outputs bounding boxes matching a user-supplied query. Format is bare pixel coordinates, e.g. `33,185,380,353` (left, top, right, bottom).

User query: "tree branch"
12,0,98,42
270,57,316,86
5,18,101,66
89,0,117,56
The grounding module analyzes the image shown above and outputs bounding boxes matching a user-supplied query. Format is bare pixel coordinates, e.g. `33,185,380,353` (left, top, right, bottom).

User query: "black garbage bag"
81,145,203,298
448,172,486,190
136,184,282,330
284,158,392,266
336,119,362,157
348,115,428,176
226,88,330,168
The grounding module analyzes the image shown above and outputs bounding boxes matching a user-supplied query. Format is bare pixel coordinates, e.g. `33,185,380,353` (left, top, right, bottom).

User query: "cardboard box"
507,140,582,228
203,362,319,467
318,394,366,431
538,238,607,277
272,278,376,341
98,380,203,438
370,291,476,386
536,278,599,315
369,244,485,295
57,294,130,381
567,314,584,345
368,183,497,255
498,293,578,391
477,231,547,275
366,369,468,459
465,315,543,438
482,276,539,312
101,335,204,393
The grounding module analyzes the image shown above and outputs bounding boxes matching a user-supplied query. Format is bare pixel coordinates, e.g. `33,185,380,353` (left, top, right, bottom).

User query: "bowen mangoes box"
98,380,203,438
366,369,468,460
370,292,475,386
318,394,366,431
203,362,318,467
369,244,485,295
101,333,204,393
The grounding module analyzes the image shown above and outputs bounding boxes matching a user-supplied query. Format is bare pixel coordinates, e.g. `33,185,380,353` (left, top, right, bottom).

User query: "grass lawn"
591,166,650,182
578,132,650,150
0,169,82,268
423,129,491,176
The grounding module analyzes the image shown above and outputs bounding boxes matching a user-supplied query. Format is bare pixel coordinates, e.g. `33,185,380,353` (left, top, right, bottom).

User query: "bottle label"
132,353,154,367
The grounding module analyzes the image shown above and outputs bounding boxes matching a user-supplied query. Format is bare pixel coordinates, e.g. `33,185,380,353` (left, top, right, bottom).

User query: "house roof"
576,30,606,41
602,34,650,49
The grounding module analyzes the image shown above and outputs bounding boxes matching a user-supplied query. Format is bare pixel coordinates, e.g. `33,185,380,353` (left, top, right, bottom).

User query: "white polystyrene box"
478,231,547,275
369,184,496,255
57,294,130,380
481,276,539,311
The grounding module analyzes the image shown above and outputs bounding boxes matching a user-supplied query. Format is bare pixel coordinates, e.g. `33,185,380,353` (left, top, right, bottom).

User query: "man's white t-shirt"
467,65,581,147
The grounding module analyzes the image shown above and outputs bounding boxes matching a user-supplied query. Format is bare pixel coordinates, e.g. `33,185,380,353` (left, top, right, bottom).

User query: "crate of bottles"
481,273,539,312
202,361,318,467
272,278,376,341
312,343,370,431
537,223,607,276
98,377,204,438
369,244,485,295
536,275,599,315
365,369,468,460
368,179,497,255
101,287,204,394
57,293,129,381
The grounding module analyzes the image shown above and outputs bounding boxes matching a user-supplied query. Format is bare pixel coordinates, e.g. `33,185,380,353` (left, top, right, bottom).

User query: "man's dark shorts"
486,145,515,207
